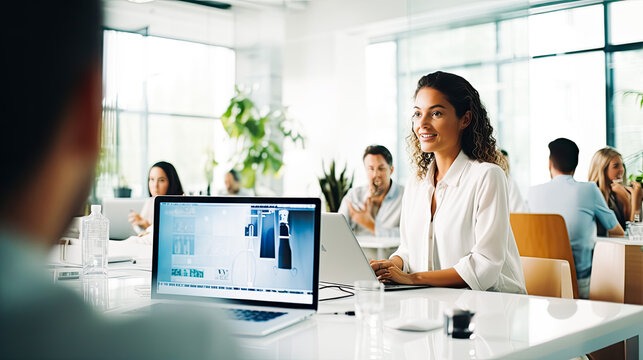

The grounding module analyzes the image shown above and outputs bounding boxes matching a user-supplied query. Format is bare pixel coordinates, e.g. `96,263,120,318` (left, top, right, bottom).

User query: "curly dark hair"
407,71,501,179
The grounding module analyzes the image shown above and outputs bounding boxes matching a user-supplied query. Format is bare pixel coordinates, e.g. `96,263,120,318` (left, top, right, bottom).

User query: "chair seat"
521,256,574,298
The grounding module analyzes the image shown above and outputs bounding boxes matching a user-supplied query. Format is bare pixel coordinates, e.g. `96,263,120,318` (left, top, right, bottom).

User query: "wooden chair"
520,257,574,298
510,213,579,299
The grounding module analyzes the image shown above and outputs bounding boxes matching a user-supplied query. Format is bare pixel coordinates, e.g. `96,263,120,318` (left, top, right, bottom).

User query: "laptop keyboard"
226,309,286,322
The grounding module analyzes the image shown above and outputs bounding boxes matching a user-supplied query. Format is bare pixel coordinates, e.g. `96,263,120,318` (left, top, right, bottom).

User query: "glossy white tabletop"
595,236,643,246
239,288,643,359
51,242,643,360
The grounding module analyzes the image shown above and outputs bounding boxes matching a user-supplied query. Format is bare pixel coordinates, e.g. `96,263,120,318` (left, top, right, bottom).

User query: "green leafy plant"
202,147,218,195
623,90,643,184
91,102,119,205
220,87,304,190
319,160,354,212
624,90,643,109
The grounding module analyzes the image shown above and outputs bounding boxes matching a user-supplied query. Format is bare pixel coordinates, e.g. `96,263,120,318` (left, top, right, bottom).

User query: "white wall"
105,0,556,198
281,1,406,197
279,0,507,196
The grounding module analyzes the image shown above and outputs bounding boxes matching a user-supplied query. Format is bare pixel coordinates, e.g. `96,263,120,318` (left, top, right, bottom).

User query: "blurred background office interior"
97,0,643,204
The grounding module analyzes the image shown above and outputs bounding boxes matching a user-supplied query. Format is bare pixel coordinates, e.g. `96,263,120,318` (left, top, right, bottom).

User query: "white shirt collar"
425,150,471,187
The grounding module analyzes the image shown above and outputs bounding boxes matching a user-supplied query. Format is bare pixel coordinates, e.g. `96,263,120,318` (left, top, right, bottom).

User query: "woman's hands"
369,259,414,285
611,182,630,202
128,212,150,229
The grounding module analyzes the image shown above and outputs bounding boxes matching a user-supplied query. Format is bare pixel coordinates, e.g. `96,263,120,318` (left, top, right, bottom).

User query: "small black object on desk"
444,309,475,339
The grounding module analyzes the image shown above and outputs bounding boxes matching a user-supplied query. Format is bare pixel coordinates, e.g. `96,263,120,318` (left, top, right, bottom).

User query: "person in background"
0,2,241,358
528,138,624,298
223,169,253,196
500,149,528,213
128,161,184,237
588,147,642,234
338,145,404,238
369,72,526,294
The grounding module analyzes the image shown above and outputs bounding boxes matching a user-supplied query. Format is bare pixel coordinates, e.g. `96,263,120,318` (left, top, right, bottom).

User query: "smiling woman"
370,71,526,294
588,147,643,234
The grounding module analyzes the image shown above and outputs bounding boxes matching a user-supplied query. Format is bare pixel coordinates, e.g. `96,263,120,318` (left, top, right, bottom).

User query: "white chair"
520,256,574,299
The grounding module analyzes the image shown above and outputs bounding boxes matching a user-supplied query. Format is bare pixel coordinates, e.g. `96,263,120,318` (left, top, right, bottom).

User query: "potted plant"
624,90,643,109
202,147,218,195
91,103,118,205
318,160,353,212
113,175,132,198
220,87,304,192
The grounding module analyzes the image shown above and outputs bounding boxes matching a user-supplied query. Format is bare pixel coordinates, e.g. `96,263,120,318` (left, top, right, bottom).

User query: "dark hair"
407,71,500,179
3,1,102,203
548,138,579,173
228,169,241,182
149,162,184,196
363,145,393,166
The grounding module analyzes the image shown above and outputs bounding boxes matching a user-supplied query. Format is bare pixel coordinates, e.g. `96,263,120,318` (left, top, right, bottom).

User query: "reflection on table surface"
48,240,643,360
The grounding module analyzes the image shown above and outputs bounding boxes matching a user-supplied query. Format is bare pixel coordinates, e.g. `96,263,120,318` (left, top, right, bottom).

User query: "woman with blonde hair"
588,147,642,235
369,71,526,294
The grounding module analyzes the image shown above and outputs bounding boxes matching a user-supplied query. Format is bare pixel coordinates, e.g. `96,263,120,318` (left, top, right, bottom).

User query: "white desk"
53,242,643,360
357,236,400,259
595,236,643,247
236,288,643,360
49,239,153,266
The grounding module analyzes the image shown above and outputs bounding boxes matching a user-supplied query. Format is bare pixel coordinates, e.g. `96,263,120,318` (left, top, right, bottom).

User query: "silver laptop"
142,195,321,337
321,213,427,291
102,198,146,240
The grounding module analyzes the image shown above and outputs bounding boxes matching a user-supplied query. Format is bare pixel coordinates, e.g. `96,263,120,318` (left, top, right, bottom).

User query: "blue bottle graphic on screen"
278,210,292,269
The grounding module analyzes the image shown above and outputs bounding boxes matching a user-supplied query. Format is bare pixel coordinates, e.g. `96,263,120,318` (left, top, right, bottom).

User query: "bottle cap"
91,205,102,214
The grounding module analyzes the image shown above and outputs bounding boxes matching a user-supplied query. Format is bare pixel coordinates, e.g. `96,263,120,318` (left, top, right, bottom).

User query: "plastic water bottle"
81,205,109,278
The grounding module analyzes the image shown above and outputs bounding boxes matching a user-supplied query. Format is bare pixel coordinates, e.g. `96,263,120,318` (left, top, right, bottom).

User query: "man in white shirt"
0,2,241,359
338,145,404,238
528,138,624,299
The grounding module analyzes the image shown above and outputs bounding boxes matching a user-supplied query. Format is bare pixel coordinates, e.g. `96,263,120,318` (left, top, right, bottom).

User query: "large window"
101,30,235,198
373,1,643,195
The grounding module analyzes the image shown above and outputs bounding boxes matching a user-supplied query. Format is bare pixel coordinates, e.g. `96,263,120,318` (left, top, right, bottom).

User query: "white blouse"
390,151,526,294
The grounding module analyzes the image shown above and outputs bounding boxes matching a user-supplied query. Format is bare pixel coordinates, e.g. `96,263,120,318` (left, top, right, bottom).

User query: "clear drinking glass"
627,222,643,241
354,280,384,319
354,280,385,360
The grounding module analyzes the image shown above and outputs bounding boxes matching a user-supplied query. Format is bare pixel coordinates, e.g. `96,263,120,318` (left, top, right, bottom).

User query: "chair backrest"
510,213,579,298
520,256,574,298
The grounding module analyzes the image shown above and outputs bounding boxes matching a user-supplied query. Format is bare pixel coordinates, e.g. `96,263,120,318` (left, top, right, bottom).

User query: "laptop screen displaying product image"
152,196,321,311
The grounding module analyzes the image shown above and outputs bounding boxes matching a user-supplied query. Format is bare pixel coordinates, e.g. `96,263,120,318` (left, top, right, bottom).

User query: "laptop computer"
139,195,321,337
320,213,427,291
102,198,146,240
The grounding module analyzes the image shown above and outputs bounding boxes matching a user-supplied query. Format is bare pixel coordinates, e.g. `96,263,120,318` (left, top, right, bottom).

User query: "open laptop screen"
152,197,320,308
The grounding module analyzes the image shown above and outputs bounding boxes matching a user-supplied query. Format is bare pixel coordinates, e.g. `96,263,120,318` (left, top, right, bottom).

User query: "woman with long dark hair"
129,161,184,234
370,71,526,293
